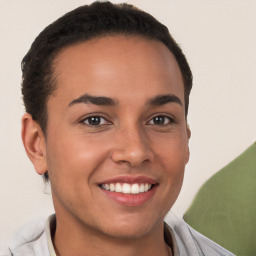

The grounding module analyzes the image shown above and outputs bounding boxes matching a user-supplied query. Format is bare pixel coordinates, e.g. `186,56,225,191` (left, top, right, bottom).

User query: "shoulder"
8,217,50,256
186,225,235,255
165,212,235,256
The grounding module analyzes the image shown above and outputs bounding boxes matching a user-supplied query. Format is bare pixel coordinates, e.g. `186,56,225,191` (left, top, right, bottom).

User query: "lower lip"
100,185,158,207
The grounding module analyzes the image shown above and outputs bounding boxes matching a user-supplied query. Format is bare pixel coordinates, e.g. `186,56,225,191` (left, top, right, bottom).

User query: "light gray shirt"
4,212,235,256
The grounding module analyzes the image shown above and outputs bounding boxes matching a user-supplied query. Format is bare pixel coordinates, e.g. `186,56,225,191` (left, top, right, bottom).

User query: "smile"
98,176,158,206
100,183,153,194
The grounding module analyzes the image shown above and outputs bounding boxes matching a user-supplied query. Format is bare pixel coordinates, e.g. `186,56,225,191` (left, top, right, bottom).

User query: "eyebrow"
147,94,183,106
68,93,182,108
68,94,117,107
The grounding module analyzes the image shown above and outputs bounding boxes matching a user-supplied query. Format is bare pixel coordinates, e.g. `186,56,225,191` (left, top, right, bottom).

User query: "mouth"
98,176,158,206
100,182,155,194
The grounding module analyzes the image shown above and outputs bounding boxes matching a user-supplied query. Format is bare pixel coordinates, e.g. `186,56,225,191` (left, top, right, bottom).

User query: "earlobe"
21,113,48,175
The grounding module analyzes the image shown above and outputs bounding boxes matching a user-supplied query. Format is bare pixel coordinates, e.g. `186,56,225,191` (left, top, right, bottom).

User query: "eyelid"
79,113,112,126
146,114,175,125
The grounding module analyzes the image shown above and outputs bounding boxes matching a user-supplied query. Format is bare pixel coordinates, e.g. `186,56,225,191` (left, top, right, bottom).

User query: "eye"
147,115,174,125
81,116,110,126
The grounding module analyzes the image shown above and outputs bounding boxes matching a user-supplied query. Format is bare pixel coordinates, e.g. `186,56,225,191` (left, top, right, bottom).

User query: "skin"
22,35,190,256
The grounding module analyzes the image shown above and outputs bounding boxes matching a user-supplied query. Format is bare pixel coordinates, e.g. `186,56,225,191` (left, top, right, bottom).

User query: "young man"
8,2,234,256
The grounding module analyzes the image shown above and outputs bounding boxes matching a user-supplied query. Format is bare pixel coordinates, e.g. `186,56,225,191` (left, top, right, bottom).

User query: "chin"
99,214,164,240
103,224,153,240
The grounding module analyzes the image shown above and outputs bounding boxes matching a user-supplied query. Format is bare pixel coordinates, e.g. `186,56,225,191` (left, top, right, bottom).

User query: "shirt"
5,212,235,256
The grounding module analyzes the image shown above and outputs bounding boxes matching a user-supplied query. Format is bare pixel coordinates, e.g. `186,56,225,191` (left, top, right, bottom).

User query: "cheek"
154,146,186,216
45,132,109,183
45,134,110,210
154,133,189,167
153,133,188,191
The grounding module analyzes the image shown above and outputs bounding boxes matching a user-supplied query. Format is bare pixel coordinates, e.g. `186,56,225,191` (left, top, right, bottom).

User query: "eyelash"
80,115,111,126
147,115,174,126
80,114,174,127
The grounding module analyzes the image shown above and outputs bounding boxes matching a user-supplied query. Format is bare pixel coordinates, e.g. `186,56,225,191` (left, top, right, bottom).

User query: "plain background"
0,0,255,249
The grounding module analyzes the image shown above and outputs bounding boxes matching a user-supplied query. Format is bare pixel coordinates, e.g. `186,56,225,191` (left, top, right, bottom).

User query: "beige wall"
0,0,255,249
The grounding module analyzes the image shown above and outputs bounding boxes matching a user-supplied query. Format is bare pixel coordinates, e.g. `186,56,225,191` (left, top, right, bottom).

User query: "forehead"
51,35,184,105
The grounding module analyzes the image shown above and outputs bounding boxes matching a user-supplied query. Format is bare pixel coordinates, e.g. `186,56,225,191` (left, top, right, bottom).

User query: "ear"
186,124,191,140
185,123,191,164
21,113,48,175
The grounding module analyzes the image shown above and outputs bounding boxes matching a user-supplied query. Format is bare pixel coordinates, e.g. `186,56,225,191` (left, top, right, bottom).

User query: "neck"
52,214,172,256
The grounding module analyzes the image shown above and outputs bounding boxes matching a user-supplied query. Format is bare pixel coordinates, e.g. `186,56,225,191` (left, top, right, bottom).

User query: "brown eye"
82,116,109,126
148,115,173,125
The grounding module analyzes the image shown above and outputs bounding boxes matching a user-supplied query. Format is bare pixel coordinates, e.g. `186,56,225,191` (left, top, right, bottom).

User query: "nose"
111,126,153,167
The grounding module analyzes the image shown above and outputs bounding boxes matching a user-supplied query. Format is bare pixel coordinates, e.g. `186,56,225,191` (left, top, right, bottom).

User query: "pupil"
89,117,100,125
154,116,165,125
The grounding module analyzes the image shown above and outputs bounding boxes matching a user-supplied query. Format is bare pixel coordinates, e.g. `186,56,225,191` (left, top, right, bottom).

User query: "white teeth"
122,183,131,194
115,183,122,192
101,183,153,194
110,183,115,192
131,184,140,194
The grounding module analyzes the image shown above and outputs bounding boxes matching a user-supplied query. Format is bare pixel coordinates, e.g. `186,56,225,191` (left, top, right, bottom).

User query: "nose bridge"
124,124,146,150
111,122,152,166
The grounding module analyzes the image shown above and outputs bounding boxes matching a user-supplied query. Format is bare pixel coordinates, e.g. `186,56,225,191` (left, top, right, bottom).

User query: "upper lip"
98,175,158,185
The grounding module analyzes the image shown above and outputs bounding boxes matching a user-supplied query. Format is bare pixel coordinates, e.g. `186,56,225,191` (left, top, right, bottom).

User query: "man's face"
44,35,190,238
